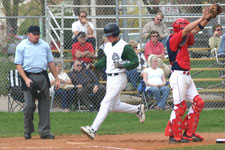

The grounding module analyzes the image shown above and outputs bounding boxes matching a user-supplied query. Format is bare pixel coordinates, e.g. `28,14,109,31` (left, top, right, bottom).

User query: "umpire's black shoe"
24,133,31,139
169,136,189,143
40,133,55,139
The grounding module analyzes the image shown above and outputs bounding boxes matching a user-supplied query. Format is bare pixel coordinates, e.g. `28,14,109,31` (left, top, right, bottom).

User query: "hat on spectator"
28,26,40,34
77,32,86,38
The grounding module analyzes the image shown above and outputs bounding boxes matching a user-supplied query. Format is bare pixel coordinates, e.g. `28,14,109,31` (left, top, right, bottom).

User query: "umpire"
14,25,60,139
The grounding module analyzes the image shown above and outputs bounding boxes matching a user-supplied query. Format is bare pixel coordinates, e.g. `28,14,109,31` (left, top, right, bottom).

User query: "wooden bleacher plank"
188,48,210,51
52,49,70,53
204,99,225,103
163,57,225,61
191,68,225,71
193,78,225,82
63,58,225,63
198,89,225,93
53,48,210,54
120,88,225,95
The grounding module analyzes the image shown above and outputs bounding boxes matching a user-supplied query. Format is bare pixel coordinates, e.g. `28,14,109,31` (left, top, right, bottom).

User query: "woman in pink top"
144,30,171,77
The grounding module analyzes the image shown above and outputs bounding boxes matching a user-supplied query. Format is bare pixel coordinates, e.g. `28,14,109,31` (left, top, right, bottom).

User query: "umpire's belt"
28,72,43,75
107,73,119,76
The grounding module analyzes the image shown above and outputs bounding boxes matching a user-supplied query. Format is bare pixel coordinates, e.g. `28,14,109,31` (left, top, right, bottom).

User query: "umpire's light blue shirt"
14,38,54,73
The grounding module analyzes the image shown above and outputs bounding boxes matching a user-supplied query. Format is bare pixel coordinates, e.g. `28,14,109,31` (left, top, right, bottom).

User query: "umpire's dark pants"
23,73,51,136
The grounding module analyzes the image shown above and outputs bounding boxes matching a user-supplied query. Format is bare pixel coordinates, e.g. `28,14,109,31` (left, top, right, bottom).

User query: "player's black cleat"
169,136,189,143
183,131,203,142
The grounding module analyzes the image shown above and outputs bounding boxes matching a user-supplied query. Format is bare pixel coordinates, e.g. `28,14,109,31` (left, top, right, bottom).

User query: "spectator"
143,55,170,110
218,33,225,56
209,24,222,57
48,60,75,112
144,30,171,77
126,40,147,90
142,11,169,47
68,60,105,111
72,10,96,49
97,36,108,81
14,25,60,139
71,32,95,64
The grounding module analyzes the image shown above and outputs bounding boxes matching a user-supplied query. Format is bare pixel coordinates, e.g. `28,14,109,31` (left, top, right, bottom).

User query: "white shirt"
144,67,164,91
72,20,94,38
48,72,71,92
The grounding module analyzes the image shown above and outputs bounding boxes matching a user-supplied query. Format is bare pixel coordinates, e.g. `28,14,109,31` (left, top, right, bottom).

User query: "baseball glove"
209,4,222,19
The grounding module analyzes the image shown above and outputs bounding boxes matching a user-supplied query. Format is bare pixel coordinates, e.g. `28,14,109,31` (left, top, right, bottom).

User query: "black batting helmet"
104,23,120,37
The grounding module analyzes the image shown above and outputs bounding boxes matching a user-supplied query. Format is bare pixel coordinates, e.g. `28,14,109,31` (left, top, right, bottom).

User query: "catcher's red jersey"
167,31,194,71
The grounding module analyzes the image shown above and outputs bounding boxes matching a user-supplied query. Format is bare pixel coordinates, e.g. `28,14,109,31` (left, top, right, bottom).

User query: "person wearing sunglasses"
144,30,171,77
209,24,223,57
72,10,96,49
142,11,169,47
68,60,106,112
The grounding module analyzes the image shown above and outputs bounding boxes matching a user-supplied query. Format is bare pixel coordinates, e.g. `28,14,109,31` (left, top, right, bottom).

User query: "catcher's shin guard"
182,95,205,141
165,101,187,141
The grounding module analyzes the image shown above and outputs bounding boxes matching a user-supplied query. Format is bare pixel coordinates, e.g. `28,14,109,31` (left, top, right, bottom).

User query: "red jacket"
167,31,194,71
71,42,94,63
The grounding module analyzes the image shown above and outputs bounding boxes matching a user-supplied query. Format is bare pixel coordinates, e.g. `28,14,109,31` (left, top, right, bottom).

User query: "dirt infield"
0,132,224,150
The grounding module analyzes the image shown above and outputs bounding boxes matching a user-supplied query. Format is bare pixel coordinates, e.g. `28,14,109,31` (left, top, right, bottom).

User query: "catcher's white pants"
169,70,199,121
91,72,139,131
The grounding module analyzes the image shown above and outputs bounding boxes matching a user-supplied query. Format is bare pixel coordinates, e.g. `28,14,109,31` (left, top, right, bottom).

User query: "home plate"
216,139,225,143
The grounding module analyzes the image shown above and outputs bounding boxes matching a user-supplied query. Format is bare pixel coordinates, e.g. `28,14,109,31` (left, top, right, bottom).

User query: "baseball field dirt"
0,132,224,150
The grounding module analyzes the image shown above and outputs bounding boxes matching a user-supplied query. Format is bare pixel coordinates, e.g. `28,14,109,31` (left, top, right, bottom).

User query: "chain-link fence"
0,0,225,112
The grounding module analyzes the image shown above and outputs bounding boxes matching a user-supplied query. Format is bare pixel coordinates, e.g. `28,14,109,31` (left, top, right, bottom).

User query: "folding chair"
7,70,24,112
138,80,157,110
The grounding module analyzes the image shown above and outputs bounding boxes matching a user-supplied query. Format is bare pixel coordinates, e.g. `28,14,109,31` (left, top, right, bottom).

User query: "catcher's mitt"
209,4,222,19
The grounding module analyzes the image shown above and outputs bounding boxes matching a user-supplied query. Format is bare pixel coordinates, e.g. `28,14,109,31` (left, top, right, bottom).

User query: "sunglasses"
216,29,222,31
133,46,138,49
151,35,159,38
157,18,162,21
76,64,82,67
80,15,86,18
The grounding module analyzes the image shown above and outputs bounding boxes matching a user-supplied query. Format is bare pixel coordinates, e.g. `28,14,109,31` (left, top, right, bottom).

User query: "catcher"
165,4,222,143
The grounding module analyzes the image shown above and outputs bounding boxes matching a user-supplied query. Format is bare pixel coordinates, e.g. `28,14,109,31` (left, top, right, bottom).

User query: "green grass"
163,144,225,150
0,109,225,138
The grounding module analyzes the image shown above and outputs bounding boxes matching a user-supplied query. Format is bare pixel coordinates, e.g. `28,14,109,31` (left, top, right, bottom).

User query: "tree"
2,0,22,34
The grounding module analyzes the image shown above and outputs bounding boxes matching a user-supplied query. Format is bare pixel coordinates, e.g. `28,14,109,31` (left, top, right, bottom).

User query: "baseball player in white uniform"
80,23,145,140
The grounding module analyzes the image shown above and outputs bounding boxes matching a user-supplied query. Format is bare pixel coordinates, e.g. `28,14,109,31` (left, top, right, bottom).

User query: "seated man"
72,10,96,49
143,55,170,110
48,60,75,112
71,32,95,65
208,24,222,57
68,60,106,111
142,11,169,47
218,33,225,56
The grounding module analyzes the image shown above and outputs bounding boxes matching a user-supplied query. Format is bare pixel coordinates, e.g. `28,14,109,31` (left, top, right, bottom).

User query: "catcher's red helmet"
172,18,190,33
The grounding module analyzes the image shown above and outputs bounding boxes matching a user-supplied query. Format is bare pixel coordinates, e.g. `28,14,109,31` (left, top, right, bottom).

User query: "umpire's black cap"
28,26,40,34
104,23,120,37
